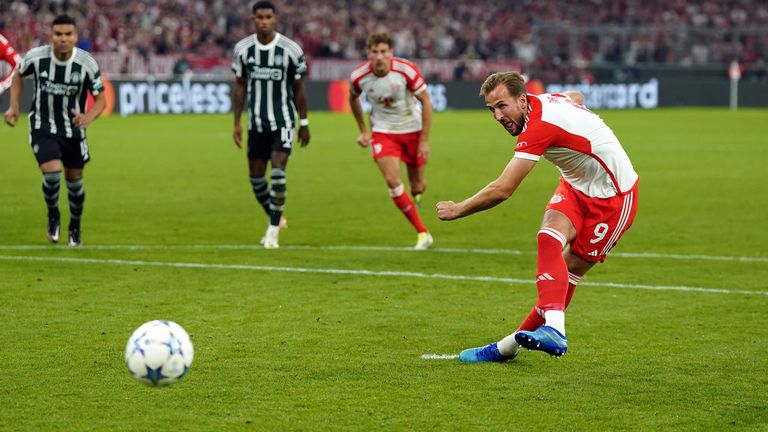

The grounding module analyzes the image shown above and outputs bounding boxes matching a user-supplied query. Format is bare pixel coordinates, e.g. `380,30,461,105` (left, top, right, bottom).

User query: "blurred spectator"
0,0,765,82
172,55,190,76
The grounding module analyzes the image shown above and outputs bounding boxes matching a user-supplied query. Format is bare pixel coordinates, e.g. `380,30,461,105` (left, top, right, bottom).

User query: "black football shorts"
30,130,90,168
247,126,294,160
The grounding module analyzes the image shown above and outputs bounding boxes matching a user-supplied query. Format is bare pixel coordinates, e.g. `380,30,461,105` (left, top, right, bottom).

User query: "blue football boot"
459,342,518,363
514,326,568,358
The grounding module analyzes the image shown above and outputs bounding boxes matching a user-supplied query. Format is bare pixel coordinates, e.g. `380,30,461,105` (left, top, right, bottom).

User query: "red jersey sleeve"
0,34,20,92
513,95,555,161
0,34,19,67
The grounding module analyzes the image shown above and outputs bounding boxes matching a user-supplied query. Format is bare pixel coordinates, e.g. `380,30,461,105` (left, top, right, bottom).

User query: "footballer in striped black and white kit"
231,1,310,249
4,15,106,247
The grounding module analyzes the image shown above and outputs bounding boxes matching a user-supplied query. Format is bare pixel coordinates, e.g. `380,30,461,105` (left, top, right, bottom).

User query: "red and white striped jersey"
0,33,21,92
349,58,427,134
514,93,639,198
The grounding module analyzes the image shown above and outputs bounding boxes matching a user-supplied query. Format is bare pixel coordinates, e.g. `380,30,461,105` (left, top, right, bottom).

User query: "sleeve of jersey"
231,49,243,78
88,68,105,96
291,51,308,80
0,47,19,91
18,51,36,77
513,125,554,161
407,67,427,95
349,75,361,97
2,45,19,67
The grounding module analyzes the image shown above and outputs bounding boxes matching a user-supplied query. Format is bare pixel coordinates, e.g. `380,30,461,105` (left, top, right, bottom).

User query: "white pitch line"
0,255,766,297
420,354,459,360
0,244,765,263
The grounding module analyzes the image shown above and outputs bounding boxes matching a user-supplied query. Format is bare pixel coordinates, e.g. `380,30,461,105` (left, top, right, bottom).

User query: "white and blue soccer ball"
125,320,194,386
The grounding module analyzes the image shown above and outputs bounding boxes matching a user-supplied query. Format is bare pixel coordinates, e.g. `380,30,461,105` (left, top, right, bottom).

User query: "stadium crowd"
1,0,767,81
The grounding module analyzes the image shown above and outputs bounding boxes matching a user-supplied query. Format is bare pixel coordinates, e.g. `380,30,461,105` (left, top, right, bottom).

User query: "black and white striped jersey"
18,46,104,140
231,33,307,133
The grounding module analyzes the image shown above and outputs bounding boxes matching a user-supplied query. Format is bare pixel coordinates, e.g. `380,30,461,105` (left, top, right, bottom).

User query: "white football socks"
544,310,566,335
497,333,520,356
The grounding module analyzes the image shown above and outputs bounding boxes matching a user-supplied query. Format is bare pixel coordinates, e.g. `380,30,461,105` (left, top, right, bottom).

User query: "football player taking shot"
437,71,639,361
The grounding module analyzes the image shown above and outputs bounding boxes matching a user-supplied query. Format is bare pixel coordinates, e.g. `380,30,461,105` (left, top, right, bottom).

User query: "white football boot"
414,232,433,250
263,225,280,249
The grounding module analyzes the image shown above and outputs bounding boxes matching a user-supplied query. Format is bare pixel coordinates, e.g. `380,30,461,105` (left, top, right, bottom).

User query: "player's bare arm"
3,70,22,127
71,92,106,128
437,157,536,221
232,76,247,148
349,92,370,147
292,77,310,147
562,91,585,105
415,89,432,161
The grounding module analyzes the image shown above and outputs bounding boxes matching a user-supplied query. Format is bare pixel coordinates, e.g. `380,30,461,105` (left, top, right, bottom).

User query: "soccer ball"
125,320,194,386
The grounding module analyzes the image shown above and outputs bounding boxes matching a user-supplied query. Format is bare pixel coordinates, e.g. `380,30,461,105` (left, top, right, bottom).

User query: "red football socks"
392,191,427,233
535,228,569,312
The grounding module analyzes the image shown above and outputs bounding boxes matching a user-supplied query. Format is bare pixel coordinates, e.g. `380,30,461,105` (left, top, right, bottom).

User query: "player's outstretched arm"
349,92,370,147
436,157,536,221
292,77,310,147
3,70,22,127
231,76,247,148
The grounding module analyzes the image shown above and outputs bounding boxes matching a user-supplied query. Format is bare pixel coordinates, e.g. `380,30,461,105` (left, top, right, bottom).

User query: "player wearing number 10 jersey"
231,1,310,249
437,71,639,362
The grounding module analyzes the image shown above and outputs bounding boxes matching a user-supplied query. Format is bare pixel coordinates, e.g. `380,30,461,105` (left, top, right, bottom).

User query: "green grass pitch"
0,108,766,430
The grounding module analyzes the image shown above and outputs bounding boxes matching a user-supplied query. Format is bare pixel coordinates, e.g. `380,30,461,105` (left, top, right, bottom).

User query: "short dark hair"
252,1,276,14
52,14,77,28
366,32,392,49
480,71,526,98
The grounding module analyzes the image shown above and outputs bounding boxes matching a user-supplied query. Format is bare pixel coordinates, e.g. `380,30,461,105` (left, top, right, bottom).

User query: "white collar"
255,33,281,49
50,46,77,66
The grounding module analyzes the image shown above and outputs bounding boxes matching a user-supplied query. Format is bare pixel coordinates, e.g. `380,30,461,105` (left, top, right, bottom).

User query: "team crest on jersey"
391,83,401,93
274,54,283,64
549,193,565,204
70,71,81,83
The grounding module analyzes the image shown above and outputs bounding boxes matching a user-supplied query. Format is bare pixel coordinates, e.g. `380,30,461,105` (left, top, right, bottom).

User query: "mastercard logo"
86,75,114,117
